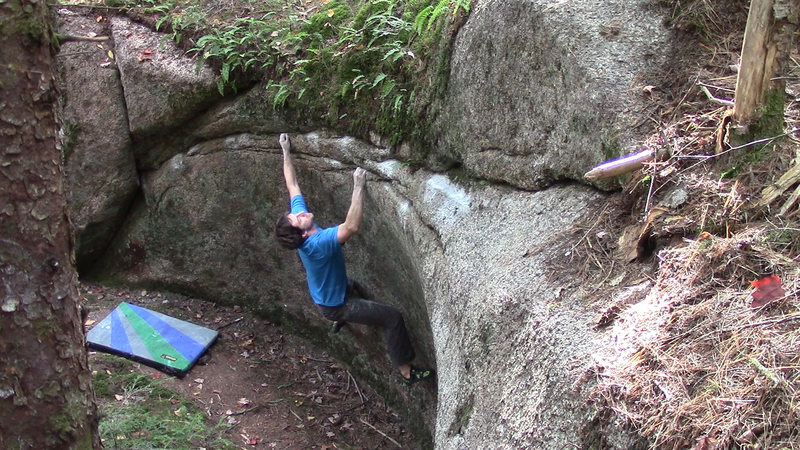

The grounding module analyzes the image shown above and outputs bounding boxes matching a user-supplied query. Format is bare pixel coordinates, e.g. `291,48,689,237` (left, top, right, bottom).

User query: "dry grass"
596,227,800,448
578,0,800,447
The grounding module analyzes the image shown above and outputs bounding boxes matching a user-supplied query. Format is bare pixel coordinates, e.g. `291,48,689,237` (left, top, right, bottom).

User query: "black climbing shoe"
403,367,434,386
331,320,346,334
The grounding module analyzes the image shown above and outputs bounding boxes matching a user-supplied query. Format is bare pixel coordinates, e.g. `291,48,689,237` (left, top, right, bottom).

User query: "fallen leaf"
107,50,114,59
237,398,250,407
750,275,785,308
327,9,334,17
242,434,261,445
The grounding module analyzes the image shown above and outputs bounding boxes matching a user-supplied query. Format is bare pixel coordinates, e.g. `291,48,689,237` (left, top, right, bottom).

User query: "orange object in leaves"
749,275,785,308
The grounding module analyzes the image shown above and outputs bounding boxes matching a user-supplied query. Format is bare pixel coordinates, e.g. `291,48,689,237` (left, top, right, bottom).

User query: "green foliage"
601,136,621,160
104,0,472,144
306,0,351,36
414,0,470,34
93,356,234,448
752,89,786,138
764,227,800,253
721,91,785,179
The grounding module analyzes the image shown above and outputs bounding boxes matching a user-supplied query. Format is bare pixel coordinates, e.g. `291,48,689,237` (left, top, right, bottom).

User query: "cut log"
584,148,655,181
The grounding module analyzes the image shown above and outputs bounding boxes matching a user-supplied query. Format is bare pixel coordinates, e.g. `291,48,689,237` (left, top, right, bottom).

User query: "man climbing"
274,133,434,386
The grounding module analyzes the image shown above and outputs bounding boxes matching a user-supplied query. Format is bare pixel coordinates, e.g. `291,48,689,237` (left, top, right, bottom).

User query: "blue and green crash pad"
86,302,218,377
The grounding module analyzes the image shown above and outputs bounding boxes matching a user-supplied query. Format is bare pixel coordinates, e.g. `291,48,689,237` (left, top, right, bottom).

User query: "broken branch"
57,34,110,43
757,162,800,212
698,83,735,107
360,418,402,448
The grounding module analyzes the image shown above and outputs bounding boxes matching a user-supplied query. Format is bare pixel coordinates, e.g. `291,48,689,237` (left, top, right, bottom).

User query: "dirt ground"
81,282,418,449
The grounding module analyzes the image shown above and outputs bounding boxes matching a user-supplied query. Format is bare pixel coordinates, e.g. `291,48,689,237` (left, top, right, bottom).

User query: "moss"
448,393,474,435
304,0,351,37
18,18,44,43
49,411,77,440
751,88,785,137
92,372,113,398
601,135,621,161
722,88,784,178
33,319,59,341
48,388,95,448
478,322,493,355
60,121,80,163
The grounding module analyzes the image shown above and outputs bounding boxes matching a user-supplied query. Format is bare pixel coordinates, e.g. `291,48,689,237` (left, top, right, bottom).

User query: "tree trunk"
733,0,798,129
0,1,101,448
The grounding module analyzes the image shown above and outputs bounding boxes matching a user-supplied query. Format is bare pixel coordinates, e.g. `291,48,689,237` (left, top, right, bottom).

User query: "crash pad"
87,302,218,377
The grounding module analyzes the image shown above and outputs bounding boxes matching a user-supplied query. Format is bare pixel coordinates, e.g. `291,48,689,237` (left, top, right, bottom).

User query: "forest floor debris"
82,283,416,449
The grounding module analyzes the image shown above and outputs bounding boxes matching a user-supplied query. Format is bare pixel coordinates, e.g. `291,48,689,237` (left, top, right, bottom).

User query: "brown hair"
275,212,305,249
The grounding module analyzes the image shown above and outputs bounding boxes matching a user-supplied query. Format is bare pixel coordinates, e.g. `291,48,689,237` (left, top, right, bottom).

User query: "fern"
413,6,433,34
453,0,471,15
427,0,450,29
414,0,471,33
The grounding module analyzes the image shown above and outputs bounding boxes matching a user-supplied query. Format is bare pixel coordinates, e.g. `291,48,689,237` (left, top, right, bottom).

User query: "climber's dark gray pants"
316,285,415,367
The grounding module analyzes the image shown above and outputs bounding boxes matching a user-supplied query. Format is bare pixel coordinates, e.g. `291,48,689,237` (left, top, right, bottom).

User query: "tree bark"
0,1,100,448
733,0,798,127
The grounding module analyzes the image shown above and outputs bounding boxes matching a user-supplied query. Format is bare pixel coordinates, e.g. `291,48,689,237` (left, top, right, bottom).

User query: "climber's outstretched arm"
280,133,301,198
337,168,366,244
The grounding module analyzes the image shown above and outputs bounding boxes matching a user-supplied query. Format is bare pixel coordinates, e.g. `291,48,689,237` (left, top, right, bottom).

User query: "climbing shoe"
403,367,434,386
331,320,346,334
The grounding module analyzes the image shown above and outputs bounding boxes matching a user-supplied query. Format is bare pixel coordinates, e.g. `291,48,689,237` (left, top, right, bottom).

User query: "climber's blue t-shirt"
291,195,347,307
